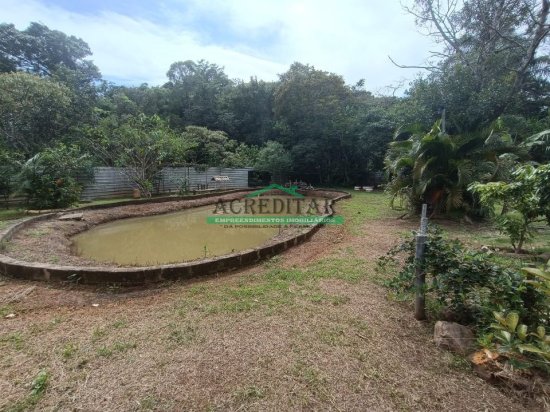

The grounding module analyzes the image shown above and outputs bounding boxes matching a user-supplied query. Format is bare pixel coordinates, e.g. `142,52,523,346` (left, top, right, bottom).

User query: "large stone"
434,321,475,354
58,213,84,221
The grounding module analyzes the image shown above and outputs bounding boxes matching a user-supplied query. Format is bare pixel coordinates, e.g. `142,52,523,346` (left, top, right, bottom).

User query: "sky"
1,0,437,93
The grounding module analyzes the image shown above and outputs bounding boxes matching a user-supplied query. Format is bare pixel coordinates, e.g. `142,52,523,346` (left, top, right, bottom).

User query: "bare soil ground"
0,193,544,411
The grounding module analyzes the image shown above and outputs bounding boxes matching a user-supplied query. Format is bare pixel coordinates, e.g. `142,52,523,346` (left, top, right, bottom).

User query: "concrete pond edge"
0,189,351,285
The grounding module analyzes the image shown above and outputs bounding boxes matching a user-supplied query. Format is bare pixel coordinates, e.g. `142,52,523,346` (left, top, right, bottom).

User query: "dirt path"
0,199,539,411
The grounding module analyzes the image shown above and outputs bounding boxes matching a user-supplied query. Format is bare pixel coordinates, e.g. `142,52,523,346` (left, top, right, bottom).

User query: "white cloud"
1,0,437,92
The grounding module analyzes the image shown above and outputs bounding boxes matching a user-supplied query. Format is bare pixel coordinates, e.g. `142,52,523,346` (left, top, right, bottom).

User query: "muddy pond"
73,196,328,266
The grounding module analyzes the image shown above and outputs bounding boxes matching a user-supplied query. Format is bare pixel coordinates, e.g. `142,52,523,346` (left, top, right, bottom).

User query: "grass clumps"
7,369,49,412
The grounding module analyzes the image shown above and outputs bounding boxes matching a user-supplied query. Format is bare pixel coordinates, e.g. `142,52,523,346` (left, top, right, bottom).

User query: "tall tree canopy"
399,0,550,132
0,22,100,79
0,72,72,156
0,22,101,128
165,60,232,130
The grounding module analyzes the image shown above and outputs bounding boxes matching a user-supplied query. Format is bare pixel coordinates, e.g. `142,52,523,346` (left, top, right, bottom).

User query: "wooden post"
415,204,428,320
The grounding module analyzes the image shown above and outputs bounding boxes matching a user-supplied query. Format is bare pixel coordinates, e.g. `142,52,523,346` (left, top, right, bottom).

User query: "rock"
434,321,475,354
4,313,16,319
58,212,84,221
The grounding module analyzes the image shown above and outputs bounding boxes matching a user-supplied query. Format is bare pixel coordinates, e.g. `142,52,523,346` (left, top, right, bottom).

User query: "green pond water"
73,196,327,266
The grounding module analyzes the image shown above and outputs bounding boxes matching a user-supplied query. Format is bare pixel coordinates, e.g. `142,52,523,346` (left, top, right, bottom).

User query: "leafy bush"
490,311,550,372
523,260,550,299
0,147,22,205
18,144,93,209
379,226,545,328
470,164,549,252
533,164,550,226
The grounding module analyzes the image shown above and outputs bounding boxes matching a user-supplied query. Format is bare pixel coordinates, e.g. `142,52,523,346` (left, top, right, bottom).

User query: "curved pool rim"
0,189,351,285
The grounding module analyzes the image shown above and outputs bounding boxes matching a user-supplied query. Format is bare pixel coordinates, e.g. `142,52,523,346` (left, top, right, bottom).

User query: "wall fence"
80,166,253,200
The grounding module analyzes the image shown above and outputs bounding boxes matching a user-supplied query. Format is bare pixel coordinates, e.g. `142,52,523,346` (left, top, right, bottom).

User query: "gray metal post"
415,204,428,320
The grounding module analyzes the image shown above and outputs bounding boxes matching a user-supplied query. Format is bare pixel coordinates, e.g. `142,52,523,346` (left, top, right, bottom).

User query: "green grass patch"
317,325,348,347
233,385,266,402
447,221,550,256
177,255,369,316
0,305,14,317
26,228,50,238
167,325,199,346
61,342,78,360
111,319,128,329
0,208,27,230
91,326,107,342
340,191,399,233
0,208,27,222
6,369,49,412
292,360,327,392
97,341,137,357
0,332,24,350
137,395,160,411
308,292,350,306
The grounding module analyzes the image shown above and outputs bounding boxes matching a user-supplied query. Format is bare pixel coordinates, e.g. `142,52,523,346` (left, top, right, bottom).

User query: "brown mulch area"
0,203,544,411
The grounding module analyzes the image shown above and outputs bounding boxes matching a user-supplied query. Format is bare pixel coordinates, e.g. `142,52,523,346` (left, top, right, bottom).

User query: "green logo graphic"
246,184,304,198
208,184,344,227
207,215,344,225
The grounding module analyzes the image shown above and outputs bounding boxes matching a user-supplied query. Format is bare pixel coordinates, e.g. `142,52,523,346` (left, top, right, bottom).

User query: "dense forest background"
0,0,549,210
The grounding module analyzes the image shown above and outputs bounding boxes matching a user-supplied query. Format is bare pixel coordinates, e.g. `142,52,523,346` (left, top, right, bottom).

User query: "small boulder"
58,212,84,221
434,321,474,354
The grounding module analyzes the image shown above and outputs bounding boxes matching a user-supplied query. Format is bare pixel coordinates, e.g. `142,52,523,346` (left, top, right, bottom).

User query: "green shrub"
18,144,93,209
0,147,22,205
490,311,550,372
523,260,550,298
470,164,549,252
379,226,546,328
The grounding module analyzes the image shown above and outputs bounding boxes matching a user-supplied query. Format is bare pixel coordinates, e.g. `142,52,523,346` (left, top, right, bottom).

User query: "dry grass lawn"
0,192,543,411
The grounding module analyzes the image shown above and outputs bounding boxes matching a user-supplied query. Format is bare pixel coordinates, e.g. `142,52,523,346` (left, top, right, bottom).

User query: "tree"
18,144,92,209
224,143,259,168
274,63,350,145
274,63,355,184
349,93,400,184
0,22,101,128
83,114,193,197
470,164,550,252
98,83,171,118
165,60,232,129
0,72,72,156
398,0,550,132
254,141,292,183
224,77,276,145
180,126,234,167
0,146,22,206
0,22,99,78
385,119,519,215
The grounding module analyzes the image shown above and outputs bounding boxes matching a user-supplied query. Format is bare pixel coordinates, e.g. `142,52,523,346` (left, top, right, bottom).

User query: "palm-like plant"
385,119,518,216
